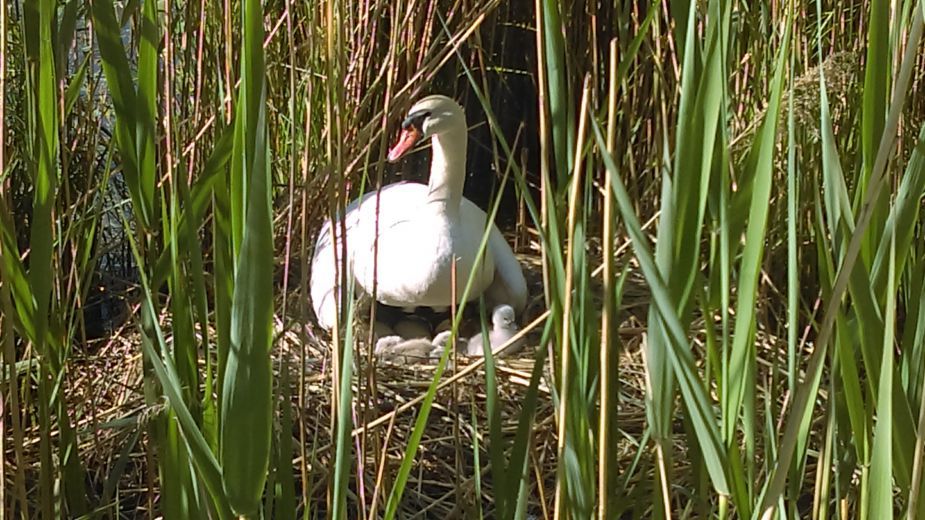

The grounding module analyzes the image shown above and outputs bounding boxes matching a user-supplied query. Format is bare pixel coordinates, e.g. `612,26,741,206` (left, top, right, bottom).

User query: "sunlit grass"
0,0,924,518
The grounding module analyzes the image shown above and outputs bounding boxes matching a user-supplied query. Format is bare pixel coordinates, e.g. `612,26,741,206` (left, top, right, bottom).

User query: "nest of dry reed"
11,207,829,519
22,244,818,517
272,250,653,517
36,251,652,518
275,318,651,518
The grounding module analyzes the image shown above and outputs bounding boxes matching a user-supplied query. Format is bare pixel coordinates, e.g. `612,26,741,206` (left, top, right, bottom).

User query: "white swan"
310,95,527,330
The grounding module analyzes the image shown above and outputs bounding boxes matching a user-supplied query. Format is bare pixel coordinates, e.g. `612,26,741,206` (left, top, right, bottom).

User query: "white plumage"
310,95,527,331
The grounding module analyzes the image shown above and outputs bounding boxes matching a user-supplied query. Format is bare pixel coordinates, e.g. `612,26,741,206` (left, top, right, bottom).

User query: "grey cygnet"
465,305,523,357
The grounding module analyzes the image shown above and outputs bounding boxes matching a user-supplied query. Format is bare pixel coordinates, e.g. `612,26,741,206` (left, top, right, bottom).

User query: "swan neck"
427,129,466,209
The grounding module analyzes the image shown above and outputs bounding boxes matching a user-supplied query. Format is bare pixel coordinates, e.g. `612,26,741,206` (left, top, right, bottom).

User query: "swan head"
387,95,465,162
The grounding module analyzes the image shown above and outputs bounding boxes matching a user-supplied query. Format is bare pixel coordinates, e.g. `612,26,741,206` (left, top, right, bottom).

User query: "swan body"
349,183,496,308
310,95,527,330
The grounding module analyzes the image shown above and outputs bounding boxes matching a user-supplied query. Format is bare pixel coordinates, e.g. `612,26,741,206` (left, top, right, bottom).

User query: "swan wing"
484,221,528,314
455,199,527,314
310,183,415,330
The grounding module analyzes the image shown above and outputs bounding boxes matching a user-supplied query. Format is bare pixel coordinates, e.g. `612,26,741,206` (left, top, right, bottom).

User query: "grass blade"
724,12,791,507
220,0,274,512
539,0,572,185
867,229,895,518
858,0,891,261
89,0,152,227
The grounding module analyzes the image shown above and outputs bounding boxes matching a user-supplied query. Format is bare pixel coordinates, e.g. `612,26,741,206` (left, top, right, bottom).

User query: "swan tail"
310,220,352,331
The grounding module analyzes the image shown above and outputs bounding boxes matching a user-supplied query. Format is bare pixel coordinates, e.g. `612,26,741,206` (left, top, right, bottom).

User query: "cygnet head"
387,95,466,162
432,330,467,351
375,335,405,354
491,304,518,331
432,330,455,347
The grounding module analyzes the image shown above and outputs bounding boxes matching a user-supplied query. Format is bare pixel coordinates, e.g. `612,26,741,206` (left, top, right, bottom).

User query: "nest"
15,257,652,518
277,312,652,518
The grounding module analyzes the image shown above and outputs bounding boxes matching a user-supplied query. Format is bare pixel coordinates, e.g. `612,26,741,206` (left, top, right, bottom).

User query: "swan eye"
401,110,431,131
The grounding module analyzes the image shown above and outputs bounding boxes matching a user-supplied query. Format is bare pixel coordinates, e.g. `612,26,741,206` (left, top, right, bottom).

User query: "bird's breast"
353,211,495,307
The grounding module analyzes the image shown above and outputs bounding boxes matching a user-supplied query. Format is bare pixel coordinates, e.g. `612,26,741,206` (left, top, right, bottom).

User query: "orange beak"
387,126,422,162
